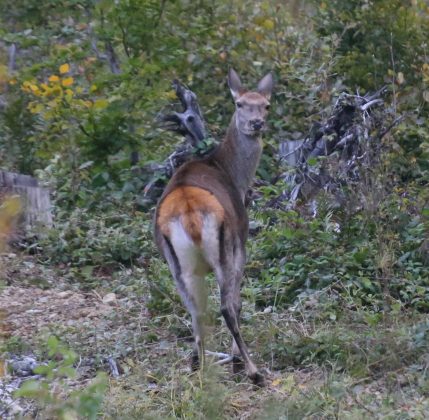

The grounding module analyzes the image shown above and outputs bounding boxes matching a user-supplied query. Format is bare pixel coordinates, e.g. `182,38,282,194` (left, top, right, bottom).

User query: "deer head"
228,68,273,137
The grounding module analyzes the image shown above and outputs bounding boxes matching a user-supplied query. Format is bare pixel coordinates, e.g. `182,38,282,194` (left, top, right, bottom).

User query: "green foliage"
39,203,154,269
146,258,182,315
313,0,429,91
104,364,230,419
0,91,36,172
0,0,339,181
255,314,429,418
0,336,29,354
15,336,108,420
248,175,428,311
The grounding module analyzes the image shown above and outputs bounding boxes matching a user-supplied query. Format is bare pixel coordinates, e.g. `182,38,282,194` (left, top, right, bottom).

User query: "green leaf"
47,336,59,354
307,157,318,166
14,380,47,398
58,366,77,378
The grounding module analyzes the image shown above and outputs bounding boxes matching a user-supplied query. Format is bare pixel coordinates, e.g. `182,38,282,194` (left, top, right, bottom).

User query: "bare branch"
104,40,121,74
8,43,17,73
276,88,396,207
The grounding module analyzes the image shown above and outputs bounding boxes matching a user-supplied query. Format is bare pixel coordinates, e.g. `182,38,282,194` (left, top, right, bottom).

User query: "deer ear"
257,72,273,100
228,68,243,101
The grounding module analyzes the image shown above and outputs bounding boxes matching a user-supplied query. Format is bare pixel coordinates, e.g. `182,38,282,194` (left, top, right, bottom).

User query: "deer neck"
213,114,263,202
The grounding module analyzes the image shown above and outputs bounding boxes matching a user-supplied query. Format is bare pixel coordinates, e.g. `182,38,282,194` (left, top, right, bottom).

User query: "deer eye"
236,102,243,108
265,104,270,110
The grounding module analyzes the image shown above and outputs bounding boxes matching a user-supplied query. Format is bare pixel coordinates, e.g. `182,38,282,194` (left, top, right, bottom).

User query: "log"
0,170,53,229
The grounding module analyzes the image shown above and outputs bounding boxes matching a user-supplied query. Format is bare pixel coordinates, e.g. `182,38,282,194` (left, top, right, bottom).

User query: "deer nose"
251,119,264,130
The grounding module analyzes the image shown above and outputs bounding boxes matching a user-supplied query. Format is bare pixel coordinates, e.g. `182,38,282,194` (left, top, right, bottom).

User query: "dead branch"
274,88,398,209
142,80,210,200
8,43,17,73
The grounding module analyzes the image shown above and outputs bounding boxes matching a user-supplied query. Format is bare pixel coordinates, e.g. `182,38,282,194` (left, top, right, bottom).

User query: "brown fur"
157,186,224,244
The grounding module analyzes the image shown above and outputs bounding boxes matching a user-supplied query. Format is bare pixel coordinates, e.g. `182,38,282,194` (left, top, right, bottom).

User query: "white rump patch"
201,213,221,269
168,214,221,279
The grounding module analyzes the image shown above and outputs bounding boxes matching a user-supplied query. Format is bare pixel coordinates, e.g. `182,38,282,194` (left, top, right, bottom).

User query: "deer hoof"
232,355,245,374
249,371,266,387
190,354,200,371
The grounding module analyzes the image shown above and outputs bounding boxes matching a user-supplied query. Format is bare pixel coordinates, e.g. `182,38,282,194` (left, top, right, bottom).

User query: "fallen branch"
205,350,235,365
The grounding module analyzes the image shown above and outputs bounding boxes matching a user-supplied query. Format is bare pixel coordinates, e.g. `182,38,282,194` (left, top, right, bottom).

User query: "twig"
214,356,234,365
351,393,377,415
117,16,131,58
280,143,305,160
154,0,167,28
389,32,397,115
334,133,354,149
378,115,404,139
107,356,120,378
8,43,17,73
205,350,230,359
105,40,121,74
205,350,234,365
360,99,383,111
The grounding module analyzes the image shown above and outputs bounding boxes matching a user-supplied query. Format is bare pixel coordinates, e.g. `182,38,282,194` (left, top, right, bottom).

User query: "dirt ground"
0,252,320,419
1,286,114,341
0,252,126,417
1,252,428,419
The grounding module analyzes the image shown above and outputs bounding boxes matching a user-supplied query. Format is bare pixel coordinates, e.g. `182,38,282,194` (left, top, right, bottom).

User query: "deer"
154,69,273,386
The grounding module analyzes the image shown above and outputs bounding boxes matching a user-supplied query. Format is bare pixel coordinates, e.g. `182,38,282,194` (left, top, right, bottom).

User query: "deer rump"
155,160,248,272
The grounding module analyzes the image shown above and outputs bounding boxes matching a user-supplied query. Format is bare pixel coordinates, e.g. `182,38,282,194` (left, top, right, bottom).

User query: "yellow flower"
62,77,74,87
49,75,60,83
59,63,70,74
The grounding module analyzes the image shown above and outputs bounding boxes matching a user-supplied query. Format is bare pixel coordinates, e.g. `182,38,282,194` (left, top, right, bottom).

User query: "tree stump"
0,170,53,231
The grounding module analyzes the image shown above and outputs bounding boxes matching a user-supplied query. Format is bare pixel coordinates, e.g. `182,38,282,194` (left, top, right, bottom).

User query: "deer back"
154,157,248,251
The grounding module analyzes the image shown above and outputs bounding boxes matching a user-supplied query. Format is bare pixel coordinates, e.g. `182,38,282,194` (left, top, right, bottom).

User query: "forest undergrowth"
1,0,429,418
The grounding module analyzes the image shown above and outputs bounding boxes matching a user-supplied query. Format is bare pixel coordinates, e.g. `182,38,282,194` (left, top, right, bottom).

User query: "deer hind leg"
162,224,209,370
231,249,245,374
214,239,265,386
218,271,264,386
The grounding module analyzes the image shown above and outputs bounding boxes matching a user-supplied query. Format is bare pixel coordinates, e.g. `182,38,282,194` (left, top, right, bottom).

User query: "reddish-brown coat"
157,186,225,244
